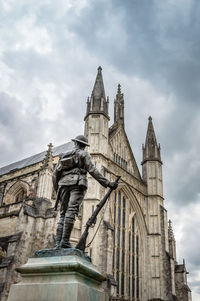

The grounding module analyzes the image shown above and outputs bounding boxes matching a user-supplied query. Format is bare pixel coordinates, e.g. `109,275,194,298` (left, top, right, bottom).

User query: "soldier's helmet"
72,135,90,146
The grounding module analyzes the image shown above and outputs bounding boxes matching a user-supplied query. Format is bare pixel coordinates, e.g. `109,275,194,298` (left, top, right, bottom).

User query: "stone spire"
41,143,54,171
168,219,177,260
85,66,109,120
142,116,162,164
168,220,175,241
114,84,124,126
37,143,54,200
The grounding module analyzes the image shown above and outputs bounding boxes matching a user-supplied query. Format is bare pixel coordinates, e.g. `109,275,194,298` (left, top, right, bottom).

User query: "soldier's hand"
108,181,118,190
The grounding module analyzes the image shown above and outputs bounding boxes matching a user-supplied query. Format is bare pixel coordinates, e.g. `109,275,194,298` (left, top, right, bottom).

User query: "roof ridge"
0,142,73,176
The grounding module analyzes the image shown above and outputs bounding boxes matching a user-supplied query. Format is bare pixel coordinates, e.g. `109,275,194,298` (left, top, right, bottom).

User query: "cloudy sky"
0,0,200,298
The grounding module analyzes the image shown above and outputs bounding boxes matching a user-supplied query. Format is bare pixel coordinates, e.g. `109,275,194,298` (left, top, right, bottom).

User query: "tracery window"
113,153,128,171
15,188,26,203
113,191,140,300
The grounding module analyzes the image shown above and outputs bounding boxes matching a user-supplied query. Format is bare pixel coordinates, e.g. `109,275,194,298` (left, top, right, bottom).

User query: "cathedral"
0,67,191,301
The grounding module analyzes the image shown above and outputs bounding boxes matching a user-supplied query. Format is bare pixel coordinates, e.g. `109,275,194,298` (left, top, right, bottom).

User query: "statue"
53,135,118,249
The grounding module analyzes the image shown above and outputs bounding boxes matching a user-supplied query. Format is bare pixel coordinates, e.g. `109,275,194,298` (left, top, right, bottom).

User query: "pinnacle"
41,143,54,170
142,116,162,164
168,219,175,240
84,66,109,119
116,84,124,103
48,142,53,149
91,66,106,100
114,83,124,125
145,116,157,146
117,84,121,95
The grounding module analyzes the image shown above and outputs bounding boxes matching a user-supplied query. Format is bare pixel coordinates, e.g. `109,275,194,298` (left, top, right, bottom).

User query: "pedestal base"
8,254,108,301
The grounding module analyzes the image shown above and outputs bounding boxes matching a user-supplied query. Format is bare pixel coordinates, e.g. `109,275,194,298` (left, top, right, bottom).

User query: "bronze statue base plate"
34,247,91,262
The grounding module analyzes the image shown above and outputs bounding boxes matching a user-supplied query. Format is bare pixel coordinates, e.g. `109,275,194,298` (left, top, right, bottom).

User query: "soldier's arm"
52,158,62,191
84,153,115,188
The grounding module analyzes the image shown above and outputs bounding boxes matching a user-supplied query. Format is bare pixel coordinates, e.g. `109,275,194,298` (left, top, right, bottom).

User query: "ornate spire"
114,84,124,126
117,83,121,94
91,66,106,100
168,219,177,260
41,143,54,170
168,220,175,241
142,116,162,164
85,66,109,120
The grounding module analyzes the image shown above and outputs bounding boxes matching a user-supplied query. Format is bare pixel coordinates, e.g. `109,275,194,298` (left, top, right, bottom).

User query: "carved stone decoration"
23,199,57,219
29,177,38,199
0,232,23,244
4,180,30,205
0,246,6,259
0,256,14,269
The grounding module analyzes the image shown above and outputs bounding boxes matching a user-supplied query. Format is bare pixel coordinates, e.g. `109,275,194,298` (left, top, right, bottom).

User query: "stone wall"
0,134,192,301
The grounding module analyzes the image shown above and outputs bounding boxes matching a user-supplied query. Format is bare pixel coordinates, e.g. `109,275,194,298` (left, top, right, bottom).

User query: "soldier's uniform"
53,135,112,248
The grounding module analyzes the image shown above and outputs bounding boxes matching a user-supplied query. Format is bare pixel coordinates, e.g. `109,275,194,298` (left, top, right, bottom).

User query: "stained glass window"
132,276,135,298
116,248,120,270
136,235,139,299
121,271,124,295
15,189,25,202
112,192,140,300
116,270,119,294
112,192,116,270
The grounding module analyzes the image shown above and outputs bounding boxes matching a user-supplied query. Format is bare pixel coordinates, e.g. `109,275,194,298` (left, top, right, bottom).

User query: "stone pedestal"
8,251,108,301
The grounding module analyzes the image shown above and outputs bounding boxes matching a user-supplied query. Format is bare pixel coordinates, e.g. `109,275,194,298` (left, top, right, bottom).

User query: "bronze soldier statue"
53,135,118,248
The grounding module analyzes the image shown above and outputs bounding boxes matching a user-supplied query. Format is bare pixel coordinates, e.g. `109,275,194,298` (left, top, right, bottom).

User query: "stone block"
7,253,108,301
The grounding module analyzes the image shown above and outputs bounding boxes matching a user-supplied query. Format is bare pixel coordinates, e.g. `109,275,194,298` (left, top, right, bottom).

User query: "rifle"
54,186,61,211
76,176,121,252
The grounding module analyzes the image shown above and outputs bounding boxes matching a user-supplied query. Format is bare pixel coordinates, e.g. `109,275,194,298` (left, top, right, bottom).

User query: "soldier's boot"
60,219,74,248
55,218,64,249
55,226,63,249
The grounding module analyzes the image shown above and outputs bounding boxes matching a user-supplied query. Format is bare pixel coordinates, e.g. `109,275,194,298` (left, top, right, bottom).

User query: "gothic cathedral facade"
0,67,191,301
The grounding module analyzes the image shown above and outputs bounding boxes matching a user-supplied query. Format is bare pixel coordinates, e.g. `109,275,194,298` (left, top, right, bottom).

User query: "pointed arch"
119,183,148,236
4,180,30,204
111,182,148,300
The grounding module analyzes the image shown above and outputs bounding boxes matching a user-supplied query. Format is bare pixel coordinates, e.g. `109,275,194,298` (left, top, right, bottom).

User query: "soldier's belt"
59,174,79,186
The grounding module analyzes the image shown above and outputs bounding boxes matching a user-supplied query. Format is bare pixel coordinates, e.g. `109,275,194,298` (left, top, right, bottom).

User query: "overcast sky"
0,0,200,298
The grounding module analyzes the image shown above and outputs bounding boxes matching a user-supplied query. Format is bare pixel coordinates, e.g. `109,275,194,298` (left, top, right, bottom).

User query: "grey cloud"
0,92,45,163
0,1,200,298
69,0,200,103
0,89,83,167
181,232,200,270
189,281,200,294
3,51,52,79
1,0,199,208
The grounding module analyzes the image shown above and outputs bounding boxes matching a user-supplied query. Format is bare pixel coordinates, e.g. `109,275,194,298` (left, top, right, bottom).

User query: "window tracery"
4,181,29,205
15,188,26,203
114,153,128,171
112,190,140,300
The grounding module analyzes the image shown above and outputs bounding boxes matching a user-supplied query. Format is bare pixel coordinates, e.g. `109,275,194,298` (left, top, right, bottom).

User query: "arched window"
15,188,26,203
128,216,140,300
4,181,29,205
113,191,140,300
